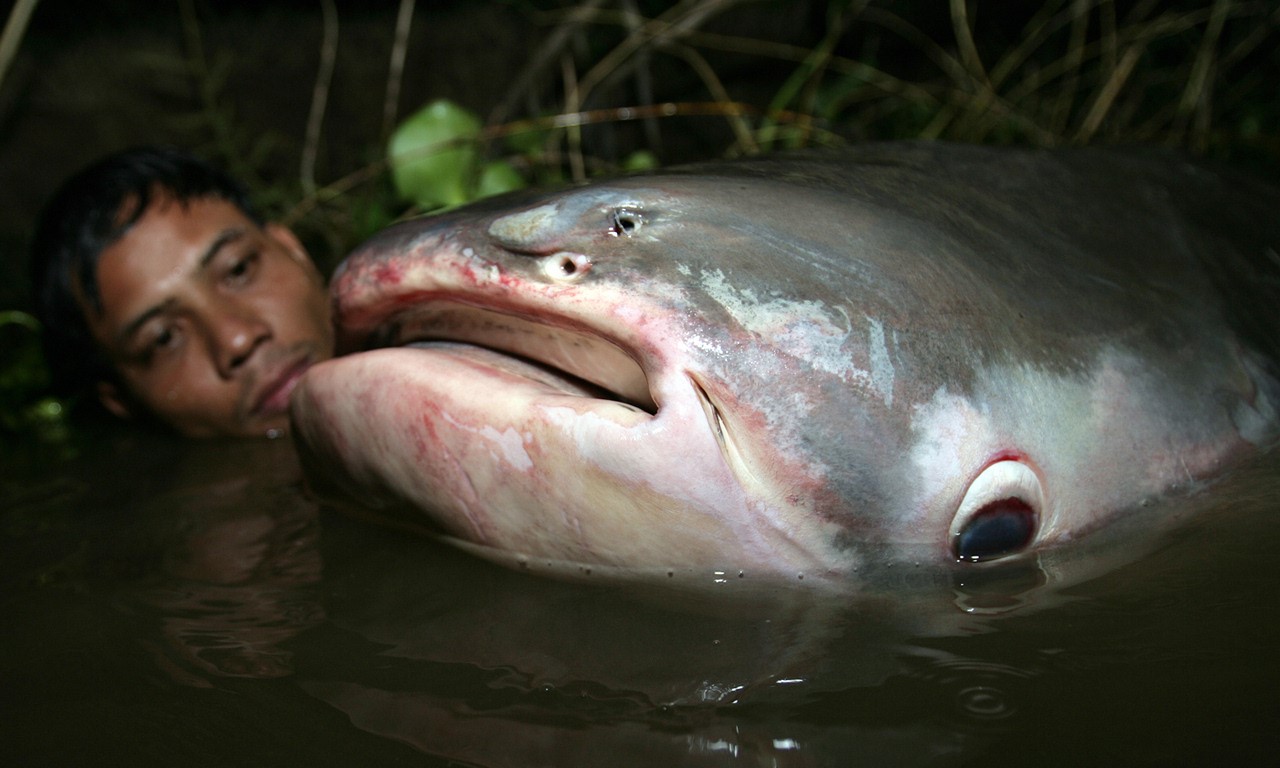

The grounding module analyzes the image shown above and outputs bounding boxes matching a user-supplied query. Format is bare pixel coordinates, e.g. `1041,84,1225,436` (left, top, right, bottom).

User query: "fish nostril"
542,252,592,282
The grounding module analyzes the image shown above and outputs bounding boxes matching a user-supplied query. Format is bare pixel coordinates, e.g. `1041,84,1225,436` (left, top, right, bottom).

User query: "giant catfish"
289,141,1280,581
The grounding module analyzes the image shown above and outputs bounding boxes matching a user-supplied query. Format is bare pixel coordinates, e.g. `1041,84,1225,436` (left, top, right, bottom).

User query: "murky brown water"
3,430,1277,766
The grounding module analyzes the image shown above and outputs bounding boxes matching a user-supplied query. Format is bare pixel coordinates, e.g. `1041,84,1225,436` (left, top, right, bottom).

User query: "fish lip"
366,299,660,414
248,354,316,419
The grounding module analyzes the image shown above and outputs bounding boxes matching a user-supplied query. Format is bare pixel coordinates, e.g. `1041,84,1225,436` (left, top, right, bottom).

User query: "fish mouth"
247,351,315,419
362,301,658,415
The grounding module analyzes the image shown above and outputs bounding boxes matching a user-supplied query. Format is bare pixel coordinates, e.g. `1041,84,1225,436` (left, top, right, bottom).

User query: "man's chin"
239,412,293,440
163,410,292,440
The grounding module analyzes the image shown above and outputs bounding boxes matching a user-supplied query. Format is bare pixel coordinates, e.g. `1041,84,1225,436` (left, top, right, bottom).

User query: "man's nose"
208,305,271,377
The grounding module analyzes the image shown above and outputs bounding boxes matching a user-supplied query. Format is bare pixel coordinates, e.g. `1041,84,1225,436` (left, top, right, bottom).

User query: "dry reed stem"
0,0,39,97
177,0,248,183
668,43,758,153
561,52,586,182
1076,41,1142,141
281,101,829,225
490,0,607,125
301,0,338,197
568,0,737,112
1051,0,1092,134
276,0,1276,228
382,0,416,143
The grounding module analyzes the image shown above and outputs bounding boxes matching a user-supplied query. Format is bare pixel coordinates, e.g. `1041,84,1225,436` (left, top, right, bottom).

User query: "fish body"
290,142,1280,578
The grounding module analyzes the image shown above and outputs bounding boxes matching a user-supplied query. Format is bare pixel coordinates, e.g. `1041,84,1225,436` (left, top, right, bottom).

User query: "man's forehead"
86,198,253,323
106,196,252,264
84,193,238,287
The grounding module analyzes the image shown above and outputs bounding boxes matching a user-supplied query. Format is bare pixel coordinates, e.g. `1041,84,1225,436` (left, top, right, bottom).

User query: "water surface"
3,432,1277,766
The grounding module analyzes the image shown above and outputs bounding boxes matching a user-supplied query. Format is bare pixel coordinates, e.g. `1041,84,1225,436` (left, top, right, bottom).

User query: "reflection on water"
2,431,1278,766
128,477,324,686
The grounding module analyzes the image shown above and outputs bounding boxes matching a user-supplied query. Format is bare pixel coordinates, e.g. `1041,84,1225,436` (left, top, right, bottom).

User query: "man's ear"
96,380,135,420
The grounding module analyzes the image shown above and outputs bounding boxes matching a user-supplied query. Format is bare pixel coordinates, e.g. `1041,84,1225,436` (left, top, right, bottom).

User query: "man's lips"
249,356,314,418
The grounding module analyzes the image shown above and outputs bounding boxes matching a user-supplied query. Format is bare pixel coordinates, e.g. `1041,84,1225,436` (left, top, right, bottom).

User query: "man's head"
31,147,334,438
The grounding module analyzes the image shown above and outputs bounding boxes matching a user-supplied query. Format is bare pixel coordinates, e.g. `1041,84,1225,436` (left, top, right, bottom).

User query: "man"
30,147,334,438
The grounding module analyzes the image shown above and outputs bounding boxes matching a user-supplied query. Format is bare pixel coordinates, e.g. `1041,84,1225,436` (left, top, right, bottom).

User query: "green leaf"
475,160,525,200
623,150,659,172
388,99,483,208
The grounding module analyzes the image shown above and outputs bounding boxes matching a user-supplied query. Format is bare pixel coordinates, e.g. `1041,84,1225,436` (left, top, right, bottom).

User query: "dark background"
2,0,1277,310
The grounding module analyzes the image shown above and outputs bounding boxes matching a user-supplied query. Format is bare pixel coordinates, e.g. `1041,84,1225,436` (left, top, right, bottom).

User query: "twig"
571,0,738,111
668,43,757,153
1075,41,1142,141
0,0,38,97
382,0,416,143
561,52,586,182
621,0,662,152
859,6,969,92
1051,0,1091,134
301,0,339,197
1176,0,1229,151
282,101,822,225
574,7,944,107
949,0,992,91
759,0,860,149
489,0,607,125
178,0,254,183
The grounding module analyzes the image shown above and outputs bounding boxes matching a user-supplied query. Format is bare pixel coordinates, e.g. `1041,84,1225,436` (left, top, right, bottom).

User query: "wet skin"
84,195,334,437
291,143,1280,578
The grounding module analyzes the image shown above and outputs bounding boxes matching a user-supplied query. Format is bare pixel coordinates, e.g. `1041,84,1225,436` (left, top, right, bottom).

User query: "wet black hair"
29,146,263,399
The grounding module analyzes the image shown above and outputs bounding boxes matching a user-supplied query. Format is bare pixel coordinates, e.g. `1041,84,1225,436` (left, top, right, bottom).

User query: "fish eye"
951,460,1044,563
953,498,1036,562
610,208,643,237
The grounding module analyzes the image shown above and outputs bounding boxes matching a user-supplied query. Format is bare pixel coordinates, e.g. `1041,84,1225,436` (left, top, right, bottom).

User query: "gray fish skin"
289,142,1280,580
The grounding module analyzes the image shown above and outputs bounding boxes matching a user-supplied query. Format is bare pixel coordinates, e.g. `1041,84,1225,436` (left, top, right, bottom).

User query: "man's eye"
134,325,180,363
226,252,259,283
150,326,179,352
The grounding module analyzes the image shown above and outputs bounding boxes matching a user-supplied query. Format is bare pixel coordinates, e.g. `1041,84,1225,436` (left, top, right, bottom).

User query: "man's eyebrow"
116,301,173,349
199,226,248,269
114,227,248,348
